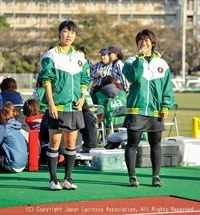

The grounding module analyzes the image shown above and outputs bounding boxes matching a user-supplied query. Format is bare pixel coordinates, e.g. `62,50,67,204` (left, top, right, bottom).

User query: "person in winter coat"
37,20,90,190
0,77,25,106
23,99,46,164
92,75,127,129
0,106,28,173
122,29,174,187
90,48,112,97
106,45,130,94
0,77,29,132
23,99,44,140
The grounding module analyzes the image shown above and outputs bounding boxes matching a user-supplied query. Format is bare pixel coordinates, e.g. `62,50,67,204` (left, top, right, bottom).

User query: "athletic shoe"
49,179,62,190
129,176,139,187
152,176,164,187
63,178,77,190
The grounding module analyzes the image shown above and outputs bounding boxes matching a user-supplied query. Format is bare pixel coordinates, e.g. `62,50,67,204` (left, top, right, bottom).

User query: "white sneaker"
63,178,77,190
49,180,62,190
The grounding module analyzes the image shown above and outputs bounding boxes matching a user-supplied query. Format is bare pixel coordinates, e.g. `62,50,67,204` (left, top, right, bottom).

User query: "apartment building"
0,0,200,38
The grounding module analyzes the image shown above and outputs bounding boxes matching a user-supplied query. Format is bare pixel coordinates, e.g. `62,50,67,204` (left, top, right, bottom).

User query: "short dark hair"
101,75,123,90
135,29,156,51
0,77,17,92
58,20,79,37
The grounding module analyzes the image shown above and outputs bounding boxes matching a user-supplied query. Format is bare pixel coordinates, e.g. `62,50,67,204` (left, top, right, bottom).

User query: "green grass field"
162,92,200,139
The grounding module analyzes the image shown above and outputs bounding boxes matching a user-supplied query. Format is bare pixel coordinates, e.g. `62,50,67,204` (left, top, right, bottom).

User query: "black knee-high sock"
148,132,162,176
46,148,59,181
125,146,137,177
150,143,162,176
125,130,142,177
64,148,76,179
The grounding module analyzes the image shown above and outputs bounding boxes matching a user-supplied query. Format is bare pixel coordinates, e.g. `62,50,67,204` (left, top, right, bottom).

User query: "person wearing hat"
107,44,130,94
90,47,112,97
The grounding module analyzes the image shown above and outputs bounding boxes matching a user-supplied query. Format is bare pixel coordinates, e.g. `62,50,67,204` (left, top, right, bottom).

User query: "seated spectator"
23,99,65,166
0,77,25,106
23,99,45,164
92,75,127,132
3,102,28,142
0,106,28,173
3,102,19,119
23,99,44,139
0,77,29,132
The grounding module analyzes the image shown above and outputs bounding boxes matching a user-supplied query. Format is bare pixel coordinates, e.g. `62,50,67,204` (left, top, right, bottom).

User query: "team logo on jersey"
157,67,163,73
78,60,83,67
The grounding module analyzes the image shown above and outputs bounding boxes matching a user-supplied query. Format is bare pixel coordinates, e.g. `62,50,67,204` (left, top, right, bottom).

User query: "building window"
197,29,200,39
188,0,194,10
198,0,200,10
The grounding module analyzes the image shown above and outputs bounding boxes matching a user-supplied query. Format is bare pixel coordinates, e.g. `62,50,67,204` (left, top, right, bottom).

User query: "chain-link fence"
0,73,36,90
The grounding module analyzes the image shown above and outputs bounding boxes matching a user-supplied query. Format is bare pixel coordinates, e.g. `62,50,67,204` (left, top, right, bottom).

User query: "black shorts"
123,114,165,132
44,110,85,131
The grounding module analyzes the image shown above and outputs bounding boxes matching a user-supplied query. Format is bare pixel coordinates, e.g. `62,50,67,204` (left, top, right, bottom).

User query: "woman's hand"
160,113,168,121
73,97,85,110
49,104,58,119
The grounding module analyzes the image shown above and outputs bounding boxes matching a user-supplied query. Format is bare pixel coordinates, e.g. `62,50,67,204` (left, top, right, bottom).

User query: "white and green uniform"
38,44,90,112
122,52,174,118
